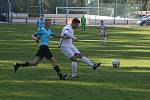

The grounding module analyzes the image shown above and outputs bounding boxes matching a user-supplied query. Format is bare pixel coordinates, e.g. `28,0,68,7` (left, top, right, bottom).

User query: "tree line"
11,0,150,13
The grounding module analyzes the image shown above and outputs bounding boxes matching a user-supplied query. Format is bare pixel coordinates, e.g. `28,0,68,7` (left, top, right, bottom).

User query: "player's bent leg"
29,56,42,66
75,53,101,70
75,53,94,67
75,53,83,59
13,56,42,73
70,56,78,79
48,57,59,67
48,57,69,80
60,46,78,79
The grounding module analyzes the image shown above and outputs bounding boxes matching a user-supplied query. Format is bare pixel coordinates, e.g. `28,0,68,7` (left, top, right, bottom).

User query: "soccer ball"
112,58,120,68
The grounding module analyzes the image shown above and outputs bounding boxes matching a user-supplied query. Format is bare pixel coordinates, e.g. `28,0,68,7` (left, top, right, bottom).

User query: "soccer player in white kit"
59,18,101,79
99,20,107,41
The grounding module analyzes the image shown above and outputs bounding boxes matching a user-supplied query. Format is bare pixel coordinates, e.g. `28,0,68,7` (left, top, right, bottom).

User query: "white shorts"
100,29,106,37
60,45,80,59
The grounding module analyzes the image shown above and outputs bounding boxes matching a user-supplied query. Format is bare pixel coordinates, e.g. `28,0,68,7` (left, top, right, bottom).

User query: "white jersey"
100,24,106,30
59,25,74,47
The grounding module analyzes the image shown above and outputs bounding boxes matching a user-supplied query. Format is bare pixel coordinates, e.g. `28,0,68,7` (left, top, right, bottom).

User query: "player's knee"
50,57,55,61
75,53,83,59
49,57,58,66
70,56,77,62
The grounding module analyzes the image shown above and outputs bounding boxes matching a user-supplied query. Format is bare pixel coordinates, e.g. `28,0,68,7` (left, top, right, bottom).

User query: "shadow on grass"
0,24,150,100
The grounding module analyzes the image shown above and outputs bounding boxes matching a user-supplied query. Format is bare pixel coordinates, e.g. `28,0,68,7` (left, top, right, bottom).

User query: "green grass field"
0,24,150,100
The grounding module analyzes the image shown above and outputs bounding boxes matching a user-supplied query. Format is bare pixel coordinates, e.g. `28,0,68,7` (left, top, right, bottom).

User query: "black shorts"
35,45,53,60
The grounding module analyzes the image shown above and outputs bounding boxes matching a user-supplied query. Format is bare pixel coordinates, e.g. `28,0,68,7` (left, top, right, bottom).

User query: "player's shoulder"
38,27,45,32
41,27,45,30
63,25,72,31
49,28,54,33
63,25,70,29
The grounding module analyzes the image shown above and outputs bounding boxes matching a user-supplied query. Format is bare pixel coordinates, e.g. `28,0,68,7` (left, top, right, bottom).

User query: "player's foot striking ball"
14,19,69,80
59,18,102,78
93,63,102,70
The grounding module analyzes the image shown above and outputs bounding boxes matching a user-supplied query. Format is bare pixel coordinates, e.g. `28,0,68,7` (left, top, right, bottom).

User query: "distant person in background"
81,15,86,32
37,14,45,31
99,20,107,43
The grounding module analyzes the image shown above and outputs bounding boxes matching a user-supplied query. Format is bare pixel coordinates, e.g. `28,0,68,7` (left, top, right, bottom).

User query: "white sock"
81,56,94,67
71,62,77,77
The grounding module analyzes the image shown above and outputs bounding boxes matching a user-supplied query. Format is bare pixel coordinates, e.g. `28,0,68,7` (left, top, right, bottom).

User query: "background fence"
0,0,149,25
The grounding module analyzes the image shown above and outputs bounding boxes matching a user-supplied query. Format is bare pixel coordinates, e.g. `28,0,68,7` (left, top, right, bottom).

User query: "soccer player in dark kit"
14,19,69,80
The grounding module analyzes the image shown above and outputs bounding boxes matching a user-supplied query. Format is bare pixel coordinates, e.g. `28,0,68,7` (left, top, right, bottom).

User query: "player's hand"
34,38,39,44
62,35,70,39
32,34,39,44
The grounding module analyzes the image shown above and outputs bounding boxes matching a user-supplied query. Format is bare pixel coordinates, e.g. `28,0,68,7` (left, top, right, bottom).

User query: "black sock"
21,61,29,67
54,66,63,79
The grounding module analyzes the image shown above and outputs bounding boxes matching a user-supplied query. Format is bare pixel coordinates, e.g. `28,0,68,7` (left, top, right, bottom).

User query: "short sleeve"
64,29,73,37
50,30,55,36
35,28,43,36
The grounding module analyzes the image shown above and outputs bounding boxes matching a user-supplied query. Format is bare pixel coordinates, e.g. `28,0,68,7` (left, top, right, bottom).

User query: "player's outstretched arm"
72,36,78,41
32,28,42,44
52,34,76,40
63,34,78,41
52,34,67,39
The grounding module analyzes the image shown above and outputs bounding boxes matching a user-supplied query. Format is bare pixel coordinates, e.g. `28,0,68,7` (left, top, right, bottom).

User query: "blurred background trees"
11,0,150,13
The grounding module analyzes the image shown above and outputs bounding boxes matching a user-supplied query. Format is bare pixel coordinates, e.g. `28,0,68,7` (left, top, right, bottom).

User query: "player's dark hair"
72,18,80,24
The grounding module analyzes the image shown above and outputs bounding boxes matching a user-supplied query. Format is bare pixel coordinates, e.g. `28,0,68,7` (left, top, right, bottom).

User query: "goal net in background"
45,2,141,26
53,7,114,25
8,1,142,25
28,6,45,17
